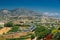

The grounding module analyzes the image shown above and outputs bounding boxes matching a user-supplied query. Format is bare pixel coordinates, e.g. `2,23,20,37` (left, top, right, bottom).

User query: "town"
0,9,60,40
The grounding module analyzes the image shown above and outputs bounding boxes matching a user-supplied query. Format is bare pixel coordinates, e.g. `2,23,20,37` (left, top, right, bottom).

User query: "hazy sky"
0,0,60,13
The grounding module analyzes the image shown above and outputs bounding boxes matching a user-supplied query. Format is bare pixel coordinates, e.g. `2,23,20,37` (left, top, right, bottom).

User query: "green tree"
53,32,60,40
8,26,20,32
4,21,13,27
35,25,50,40
31,34,35,40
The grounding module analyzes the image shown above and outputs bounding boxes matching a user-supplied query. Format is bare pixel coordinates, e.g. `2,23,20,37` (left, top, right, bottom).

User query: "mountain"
11,8,42,16
0,8,42,17
0,8,59,21
0,8,59,23
0,8,43,21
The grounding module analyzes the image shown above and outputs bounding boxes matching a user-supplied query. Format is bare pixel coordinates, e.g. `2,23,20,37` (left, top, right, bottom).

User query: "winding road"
20,24,36,32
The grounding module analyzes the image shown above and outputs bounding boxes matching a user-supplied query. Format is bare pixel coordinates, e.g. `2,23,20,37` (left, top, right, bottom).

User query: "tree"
4,21,13,27
8,26,19,32
35,25,50,40
31,34,35,40
53,32,60,40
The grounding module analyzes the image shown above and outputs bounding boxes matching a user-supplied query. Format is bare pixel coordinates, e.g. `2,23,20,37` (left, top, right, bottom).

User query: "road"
20,24,36,32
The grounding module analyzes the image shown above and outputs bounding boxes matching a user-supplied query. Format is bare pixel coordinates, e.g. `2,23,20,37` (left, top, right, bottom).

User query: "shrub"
4,22,13,27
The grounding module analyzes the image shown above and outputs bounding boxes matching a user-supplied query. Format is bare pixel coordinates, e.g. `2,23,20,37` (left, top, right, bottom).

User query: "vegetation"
35,25,50,40
31,34,35,40
4,21,13,27
8,26,20,32
14,24,21,26
1,21,60,40
53,32,60,40
6,38,25,40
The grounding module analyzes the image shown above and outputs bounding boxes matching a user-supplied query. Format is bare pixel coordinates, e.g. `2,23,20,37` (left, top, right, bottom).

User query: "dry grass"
0,27,11,35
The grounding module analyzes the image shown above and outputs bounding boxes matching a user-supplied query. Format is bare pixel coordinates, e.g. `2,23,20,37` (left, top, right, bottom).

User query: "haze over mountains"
0,8,59,18
0,8,41,17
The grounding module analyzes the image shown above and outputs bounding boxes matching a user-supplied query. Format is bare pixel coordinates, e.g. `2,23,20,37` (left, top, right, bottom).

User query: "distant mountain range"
0,8,59,20
0,8,42,17
0,8,59,23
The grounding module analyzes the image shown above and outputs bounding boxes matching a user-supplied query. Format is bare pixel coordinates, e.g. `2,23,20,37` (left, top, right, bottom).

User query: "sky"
0,0,60,16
